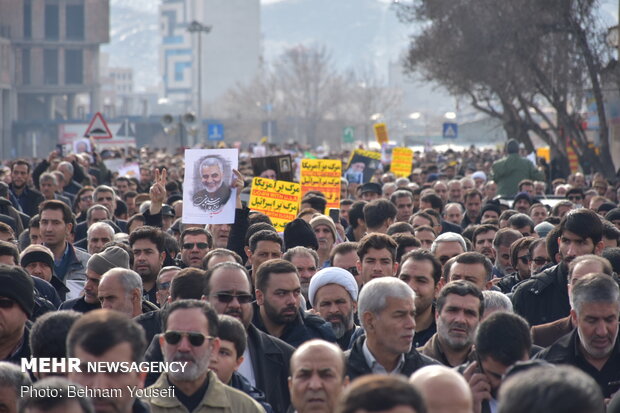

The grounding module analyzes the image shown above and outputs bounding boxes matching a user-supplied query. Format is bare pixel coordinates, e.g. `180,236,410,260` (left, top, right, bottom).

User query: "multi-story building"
0,0,109,155
159,0,260,118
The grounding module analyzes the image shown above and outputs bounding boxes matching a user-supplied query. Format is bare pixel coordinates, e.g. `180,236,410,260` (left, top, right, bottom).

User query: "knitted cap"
284,219,319,250
309,215,337,242
308,267,358,307
0,264,34,317
87,246,130,275
20,244,54,270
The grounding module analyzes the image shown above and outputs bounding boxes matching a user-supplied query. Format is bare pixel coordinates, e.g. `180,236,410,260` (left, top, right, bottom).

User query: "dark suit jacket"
531,315,573,348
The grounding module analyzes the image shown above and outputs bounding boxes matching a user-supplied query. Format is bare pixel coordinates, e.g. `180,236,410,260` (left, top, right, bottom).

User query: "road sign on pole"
343,126,355,143
207,123,224,141
442,122,458,139
84,112,113,139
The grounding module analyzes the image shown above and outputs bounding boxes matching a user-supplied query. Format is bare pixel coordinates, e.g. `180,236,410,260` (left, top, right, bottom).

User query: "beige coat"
143,371,265,413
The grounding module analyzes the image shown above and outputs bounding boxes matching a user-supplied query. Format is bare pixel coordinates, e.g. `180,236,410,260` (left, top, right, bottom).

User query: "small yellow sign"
374,123,389,145
391,147,414,177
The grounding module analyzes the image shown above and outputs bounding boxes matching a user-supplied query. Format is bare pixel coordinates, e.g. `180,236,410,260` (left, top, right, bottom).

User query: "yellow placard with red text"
249,177,301,232
391,147,413,177
300,159,342,211
374,123,389,144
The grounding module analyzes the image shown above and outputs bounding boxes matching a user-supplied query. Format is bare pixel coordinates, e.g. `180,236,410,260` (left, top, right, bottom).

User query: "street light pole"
187,21,212,145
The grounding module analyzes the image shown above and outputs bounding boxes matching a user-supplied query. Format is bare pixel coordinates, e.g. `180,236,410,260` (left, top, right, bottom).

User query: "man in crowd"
129,226,166,305
462,312,531,413
430,232,466,267
253,259,335,348
330,242,360,287
410,365,474,413
97,268,145,318
61,246,130,313
419,281,483,367
443,203,464,227
513,208,604,326
391,190,415,223
144,300,263,412
345,201,367,242
535,273,620,398
309,215,337,267
283,246,319,304
288,340,349,413
308,266,362,350
178,227,212,268
86,221,115,255
66,310,151,413
461,189,483,229
444,252,494,291
207,223,231,249
472,225,497,263
39,200,90,298
0,264,34,364
356,233,399,286
204,261,294,413
345,277,437,380
491,139,544,197
491,228,523,278
9,159,44,218
363,199,397,235
245,230,283,284
398,250,442,348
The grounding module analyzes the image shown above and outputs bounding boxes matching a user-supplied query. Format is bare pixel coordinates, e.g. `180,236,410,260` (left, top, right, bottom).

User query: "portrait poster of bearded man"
182,148,239,224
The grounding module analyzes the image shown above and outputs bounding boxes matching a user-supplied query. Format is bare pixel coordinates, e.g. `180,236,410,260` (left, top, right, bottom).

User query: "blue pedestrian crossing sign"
207,123,224,141
442,122,458,139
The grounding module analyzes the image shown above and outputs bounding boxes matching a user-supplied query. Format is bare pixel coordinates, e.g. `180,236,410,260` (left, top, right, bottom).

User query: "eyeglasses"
345,266,359,276
163,331,213,347
517,255,530,264
157,281,171,291
532,257,550,266
212,293,253,304
0,298,15,309
182,242,209,250
80,195,93,202
567,196,583,201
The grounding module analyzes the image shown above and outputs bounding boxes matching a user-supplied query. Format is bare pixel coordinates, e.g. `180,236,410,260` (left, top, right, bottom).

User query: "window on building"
22,49,30,84
23,1,32,39
65,49,83,84
66,5,84,40
45,4,59,40
43,49,58,84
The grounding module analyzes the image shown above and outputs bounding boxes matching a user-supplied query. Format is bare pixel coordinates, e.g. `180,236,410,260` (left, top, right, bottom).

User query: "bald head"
410,365,474,413
289,340,348,413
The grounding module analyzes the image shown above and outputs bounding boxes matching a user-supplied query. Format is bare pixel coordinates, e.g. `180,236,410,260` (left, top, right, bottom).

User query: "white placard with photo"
182,148,238,225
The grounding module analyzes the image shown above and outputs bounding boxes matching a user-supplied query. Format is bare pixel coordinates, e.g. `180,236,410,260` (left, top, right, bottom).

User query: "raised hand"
149,168,168,215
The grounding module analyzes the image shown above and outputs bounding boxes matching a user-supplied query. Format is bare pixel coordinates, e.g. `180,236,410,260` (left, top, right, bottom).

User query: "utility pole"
187,21,212,144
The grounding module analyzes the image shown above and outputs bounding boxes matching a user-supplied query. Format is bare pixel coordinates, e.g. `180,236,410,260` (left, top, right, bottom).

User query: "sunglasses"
212,293,253,304
0,298,15,309
163,331,213,347
567,196,583,201
182,242,209,250
517,255,530,264
532,257,550,265
345,266,359,276
157,281,171,291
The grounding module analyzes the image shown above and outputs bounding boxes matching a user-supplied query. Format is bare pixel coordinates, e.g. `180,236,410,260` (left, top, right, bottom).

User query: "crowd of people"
0,138,620,413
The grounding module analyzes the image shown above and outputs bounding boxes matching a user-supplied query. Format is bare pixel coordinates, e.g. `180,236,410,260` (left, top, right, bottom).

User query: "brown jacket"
417,333,476,367
530,315,573,348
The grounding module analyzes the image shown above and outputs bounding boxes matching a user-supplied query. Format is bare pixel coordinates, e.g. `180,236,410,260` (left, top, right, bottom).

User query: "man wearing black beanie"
0,264,35,364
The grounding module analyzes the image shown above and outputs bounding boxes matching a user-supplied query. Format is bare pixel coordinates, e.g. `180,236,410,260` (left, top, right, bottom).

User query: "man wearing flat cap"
308,267,363,350
0,264,35,364
60,246,129,313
